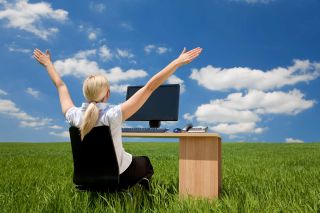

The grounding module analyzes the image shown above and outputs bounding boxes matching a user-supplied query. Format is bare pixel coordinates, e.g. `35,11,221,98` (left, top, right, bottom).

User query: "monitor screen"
125,84,180,127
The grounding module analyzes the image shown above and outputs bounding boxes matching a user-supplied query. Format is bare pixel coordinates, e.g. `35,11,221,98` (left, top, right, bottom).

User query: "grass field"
0,142,319,212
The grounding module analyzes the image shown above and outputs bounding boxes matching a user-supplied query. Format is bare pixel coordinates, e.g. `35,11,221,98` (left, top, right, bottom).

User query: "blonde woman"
33,47,202,190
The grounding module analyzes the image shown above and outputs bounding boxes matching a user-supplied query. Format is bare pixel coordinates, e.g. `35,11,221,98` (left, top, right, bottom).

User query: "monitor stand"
149,120,161,128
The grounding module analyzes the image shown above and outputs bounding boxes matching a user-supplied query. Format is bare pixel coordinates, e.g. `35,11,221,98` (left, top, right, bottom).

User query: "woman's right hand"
33,49,52,68
175,47,203,67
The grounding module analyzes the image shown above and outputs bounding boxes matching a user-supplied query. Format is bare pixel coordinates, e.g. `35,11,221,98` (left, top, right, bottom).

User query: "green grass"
0,142,319,212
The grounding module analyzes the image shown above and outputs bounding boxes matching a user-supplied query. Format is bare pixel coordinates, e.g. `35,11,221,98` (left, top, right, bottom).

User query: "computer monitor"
125,84,180,128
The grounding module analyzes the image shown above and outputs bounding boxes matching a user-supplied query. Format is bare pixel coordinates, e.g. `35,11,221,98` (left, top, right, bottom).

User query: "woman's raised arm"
33,49,74,115
121,47,202,121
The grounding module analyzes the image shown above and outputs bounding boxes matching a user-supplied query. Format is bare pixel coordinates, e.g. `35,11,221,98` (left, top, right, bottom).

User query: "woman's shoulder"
101,104,121,116
101,104,122,125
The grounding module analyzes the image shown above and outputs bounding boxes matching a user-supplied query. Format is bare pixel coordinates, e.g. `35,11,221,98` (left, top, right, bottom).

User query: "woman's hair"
80,74,110,140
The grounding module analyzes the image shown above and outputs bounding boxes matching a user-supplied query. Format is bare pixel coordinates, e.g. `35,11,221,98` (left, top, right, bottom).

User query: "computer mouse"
173,128,182,133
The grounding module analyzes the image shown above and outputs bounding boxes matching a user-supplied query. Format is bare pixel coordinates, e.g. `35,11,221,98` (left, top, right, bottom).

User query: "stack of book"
187,126,208,133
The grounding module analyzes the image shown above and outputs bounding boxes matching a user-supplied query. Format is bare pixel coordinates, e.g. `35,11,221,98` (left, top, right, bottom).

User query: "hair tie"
90,101,97,104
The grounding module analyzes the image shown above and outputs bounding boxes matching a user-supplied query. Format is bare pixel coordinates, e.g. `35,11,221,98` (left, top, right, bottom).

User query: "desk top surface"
122,132,220,138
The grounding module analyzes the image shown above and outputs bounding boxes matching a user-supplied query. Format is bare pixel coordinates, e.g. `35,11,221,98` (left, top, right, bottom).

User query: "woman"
33,47,202,190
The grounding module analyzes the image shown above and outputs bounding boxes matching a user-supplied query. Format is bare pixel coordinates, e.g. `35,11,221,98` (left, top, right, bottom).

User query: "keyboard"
122,127,169,133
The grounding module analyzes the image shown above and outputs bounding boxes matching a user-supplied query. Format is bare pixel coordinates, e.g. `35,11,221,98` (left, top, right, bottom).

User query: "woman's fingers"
33,49,45,57
186,48,202,60
33,48,49,66
188,51,201,59
186,47,202,55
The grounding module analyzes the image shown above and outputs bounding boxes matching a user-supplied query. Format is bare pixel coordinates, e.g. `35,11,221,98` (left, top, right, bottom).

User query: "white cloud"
99,45,112,61
0,0,68,40
190,60,320,91
49,125,63,129
89,2,106,13
88,32,97,40
157,47,170,54
78,24,100,41
183,113,194,122
144,45,155,54
144,44,170,55
8,46,31,54
107,67,148,83
20,118,52,128
26,87,40,98
285,138,304,143
74,49,96,59
110,84,129,94
210,122,265,135
0,98,53,129
216,89,315,115
195,101,261,124
0,97,66,138
167,75,186,94
116,48,134,59
54,49,147,83
0,89,7,95
54,57,104,78
49,131,69,138
188,89,314,135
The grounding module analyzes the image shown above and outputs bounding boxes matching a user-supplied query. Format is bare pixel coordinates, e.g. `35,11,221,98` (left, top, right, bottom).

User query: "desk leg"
179,136,221,199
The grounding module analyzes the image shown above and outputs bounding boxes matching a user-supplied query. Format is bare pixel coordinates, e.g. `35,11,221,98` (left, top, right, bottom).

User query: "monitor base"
149,120,161,128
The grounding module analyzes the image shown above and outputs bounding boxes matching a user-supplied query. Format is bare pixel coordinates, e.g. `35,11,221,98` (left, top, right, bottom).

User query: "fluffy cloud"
107,67,147,83
285,138,304,143
188,89,314,135
0,0,68,40
157,47,170,54
8,46,31,54
26,87,40,98
183,113,195,122
190,60,320,91
110,84,129,93
78,24,100,42
0,96,67,139
49,125,63,129
144,44,170,55
0,98,52,129
167,75,186,94
116,49,134,59
53,49,148,93
88,32,97,40
213,89,315,115
99,45,112,61
211,122,264,135
54,57,103,78
74,49,96,59
49,131,69,138
195,100,260,124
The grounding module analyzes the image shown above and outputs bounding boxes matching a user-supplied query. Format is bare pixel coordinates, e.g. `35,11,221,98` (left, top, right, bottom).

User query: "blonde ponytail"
80,102,99,140
80,74,110,140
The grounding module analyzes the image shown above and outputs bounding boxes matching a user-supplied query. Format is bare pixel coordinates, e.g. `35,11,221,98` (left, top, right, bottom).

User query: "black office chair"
69,126,119,192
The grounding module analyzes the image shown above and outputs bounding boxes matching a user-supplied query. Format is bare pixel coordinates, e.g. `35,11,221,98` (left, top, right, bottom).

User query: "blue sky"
0,0,319,142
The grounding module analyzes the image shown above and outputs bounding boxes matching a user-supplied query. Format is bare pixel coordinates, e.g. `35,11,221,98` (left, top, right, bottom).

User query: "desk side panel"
179,136,221,198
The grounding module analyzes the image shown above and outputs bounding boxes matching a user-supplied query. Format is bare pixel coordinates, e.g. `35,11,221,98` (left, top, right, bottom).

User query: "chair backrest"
69,126,119,191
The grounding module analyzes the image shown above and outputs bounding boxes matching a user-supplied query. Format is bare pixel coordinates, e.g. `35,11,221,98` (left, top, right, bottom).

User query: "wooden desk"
122,132,222,199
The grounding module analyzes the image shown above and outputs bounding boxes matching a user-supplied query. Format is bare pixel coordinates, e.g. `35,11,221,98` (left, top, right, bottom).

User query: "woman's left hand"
175,47,203,67
33,49,52,68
